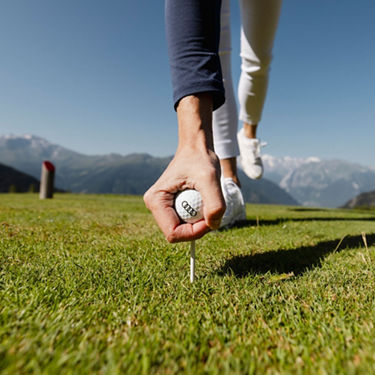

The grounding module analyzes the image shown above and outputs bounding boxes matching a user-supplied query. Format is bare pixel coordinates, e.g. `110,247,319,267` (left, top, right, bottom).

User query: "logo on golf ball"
175,189,203,223
181,200,197,217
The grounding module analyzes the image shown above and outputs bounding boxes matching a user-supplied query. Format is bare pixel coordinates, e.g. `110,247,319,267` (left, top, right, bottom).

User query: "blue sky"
1,1,374,166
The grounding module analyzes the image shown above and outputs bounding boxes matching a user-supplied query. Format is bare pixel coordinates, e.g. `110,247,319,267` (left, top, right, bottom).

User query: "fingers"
144,188,211,243
143,149,226,242
199,183,225,230
166,220,211,243
195,166,226,230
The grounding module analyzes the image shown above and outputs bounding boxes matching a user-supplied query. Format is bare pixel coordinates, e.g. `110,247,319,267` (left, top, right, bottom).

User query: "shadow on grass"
288,208,330,212
217,233,375,277
225,215,375,230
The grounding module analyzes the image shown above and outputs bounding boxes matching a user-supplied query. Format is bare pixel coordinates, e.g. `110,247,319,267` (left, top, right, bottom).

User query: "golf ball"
174,189,203,223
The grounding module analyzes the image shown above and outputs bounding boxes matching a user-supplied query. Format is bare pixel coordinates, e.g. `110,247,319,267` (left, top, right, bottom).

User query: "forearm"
143,2,226,243
143,92,225,241
176,93,214,153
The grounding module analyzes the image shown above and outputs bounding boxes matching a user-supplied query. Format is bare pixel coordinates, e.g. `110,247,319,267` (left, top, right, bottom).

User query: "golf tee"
190,240,195,283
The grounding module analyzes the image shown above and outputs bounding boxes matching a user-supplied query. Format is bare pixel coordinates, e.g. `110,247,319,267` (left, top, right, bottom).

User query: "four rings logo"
181,200,197,217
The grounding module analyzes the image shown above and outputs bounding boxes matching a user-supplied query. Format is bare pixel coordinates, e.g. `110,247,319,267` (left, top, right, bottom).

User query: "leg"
237,0,282,179
212,0,240,183
220,157,240,186
212,0,246,227
243,123,258,139
238,0,282,127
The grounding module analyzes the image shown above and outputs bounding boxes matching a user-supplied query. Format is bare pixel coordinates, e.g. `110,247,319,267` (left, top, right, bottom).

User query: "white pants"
213,0,282,159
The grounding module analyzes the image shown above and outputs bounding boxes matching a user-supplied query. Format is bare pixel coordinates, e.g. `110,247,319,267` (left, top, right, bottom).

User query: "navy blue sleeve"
165,0,225,111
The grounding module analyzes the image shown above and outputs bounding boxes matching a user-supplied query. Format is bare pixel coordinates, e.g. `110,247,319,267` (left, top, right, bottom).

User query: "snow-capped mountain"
0,134,81,176
1,133,69,157
239,152,375,207
2,134,375,207
278,159,375,207
262,154,321,184
0,134,297,205
0,134,130,189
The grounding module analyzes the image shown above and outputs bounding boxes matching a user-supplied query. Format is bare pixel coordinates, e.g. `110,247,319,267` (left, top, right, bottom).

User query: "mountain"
0,134,135,190
0,134,298,205
278,159,375,207
342,190,375,209
238,170,298,205
3,134,375,207
246,153,375,208
262,154,321,185
0,162,40,192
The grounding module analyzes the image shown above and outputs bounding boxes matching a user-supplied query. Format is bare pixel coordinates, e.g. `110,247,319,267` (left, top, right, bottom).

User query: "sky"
0,0,374,166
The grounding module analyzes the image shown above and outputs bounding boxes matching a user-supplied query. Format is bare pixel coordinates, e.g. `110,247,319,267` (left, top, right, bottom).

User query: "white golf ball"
174,189,203,223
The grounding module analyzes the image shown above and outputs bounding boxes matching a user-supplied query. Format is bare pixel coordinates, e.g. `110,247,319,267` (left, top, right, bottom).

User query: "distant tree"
28,184,37,193
8,185,17,193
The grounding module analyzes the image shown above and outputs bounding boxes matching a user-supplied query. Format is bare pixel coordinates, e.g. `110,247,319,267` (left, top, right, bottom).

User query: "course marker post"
39,161,55,199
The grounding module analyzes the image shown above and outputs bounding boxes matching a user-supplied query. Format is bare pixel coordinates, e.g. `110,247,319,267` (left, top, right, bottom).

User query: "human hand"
143,94,226,243
143,146,225,243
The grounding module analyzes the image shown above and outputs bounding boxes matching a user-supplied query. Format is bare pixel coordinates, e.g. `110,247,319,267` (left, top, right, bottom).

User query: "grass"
1,193,375,374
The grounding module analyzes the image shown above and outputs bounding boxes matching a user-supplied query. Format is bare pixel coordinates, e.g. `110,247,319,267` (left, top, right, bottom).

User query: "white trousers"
213,0,282,159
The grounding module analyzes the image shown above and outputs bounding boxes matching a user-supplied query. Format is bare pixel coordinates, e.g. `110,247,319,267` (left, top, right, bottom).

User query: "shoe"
220,178,246,228
237,128,266,180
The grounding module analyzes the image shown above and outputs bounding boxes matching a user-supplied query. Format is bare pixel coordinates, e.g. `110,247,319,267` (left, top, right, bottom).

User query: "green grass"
1,193,375,374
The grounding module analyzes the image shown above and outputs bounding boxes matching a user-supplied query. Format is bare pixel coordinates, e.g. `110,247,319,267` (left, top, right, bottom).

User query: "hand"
143,94,226,243
144,146,225,243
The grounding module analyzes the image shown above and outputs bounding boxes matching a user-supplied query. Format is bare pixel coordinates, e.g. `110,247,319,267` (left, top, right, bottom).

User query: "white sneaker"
220,178,246,228
237,128,266,180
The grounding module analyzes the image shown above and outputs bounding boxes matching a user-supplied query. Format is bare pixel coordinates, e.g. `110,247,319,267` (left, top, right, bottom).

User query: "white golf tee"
190,240,195,283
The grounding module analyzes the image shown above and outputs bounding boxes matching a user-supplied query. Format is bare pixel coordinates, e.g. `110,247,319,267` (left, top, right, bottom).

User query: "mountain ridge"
3,134,375,207
342,190,375,209
0,134,298,205
0,162,40,193
277,159,375,207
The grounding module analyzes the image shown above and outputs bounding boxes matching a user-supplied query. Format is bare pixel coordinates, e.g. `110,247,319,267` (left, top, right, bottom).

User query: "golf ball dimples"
175,189,203,223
